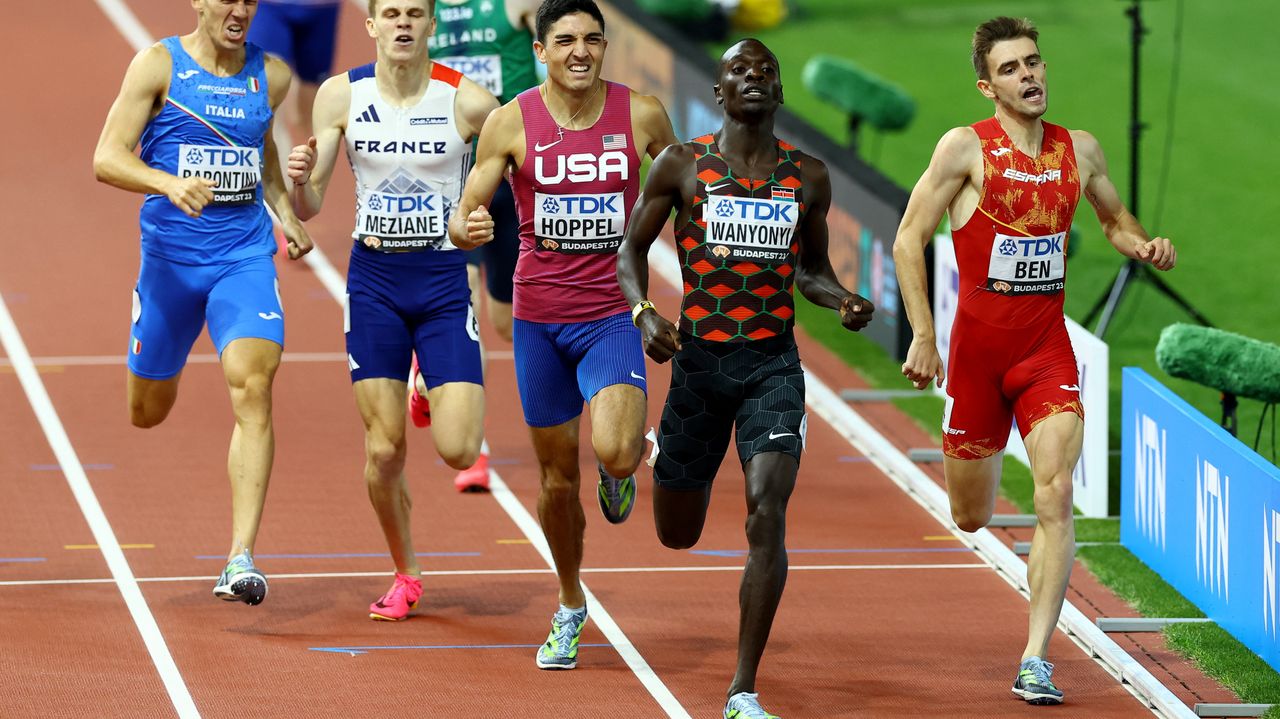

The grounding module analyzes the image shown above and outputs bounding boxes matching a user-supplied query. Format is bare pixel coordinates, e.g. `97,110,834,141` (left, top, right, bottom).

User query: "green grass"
706,0,1280,707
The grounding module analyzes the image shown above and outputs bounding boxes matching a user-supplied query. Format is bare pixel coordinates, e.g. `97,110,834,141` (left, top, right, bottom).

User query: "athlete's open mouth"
742,85,766,99
395,34,413,45
1022,86,1043,100
568,63,591,74
226,24,244,41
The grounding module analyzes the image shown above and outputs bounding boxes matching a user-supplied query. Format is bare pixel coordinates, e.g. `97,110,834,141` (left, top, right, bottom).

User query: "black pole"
1082,0,1212,337
1126,0,1143,216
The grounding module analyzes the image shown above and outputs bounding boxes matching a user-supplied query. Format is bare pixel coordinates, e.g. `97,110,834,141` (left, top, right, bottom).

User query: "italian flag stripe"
164,97,238,147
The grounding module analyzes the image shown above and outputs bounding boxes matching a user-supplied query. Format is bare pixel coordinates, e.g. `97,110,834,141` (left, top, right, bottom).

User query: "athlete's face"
714,40,783,119
194,0,258,51
534,12,607,93
367,0,436,63
978,37,1047,118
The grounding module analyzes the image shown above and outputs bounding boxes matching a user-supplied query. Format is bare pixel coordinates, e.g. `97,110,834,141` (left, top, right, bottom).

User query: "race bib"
704,194,798,263
533,192,624,254
358,191,448,252
178,144,260,206
438,54,504,97
986,231,1066,295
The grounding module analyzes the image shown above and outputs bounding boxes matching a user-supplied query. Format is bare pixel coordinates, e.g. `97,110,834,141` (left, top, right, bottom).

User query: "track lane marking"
0,286,199,718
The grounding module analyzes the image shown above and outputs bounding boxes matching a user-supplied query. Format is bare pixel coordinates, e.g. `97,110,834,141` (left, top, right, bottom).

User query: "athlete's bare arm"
629,92,678,161
617,143,696,363
288,73,350,220
794,154,874,331
1073,129,1176,270
454,76,501,142
893,126,981,389
261,55,312,259
93,45,217,218
449,101,523,249
507,0,540,34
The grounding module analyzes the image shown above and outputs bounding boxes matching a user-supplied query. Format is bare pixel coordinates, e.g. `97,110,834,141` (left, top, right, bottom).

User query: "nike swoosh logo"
177,69,199,80
704,181,732,193
1060,384,1080,392
768,431,795,440
629,370,644,381
533,138,562,152
258,312,282,321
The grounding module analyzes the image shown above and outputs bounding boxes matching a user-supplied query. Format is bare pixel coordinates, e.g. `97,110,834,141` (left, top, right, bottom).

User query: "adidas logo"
355,104,381,123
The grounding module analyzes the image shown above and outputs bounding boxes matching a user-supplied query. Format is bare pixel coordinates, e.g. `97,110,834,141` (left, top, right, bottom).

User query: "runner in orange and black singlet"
616,39,873,719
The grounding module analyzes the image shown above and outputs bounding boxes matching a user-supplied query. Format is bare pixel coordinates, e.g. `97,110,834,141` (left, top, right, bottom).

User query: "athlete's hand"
1136,236,1176,271
637,310,681,364
281,218,314,260
901,336,945,390
464,205,495,247
165,175,217,218
287,136,317,187
839,294,874,331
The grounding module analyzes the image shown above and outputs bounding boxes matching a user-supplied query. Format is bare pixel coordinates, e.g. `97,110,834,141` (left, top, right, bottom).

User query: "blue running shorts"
247,1,340,85
345,244,482,388
464,179,518,304
512,311,646,428
128,253,284,380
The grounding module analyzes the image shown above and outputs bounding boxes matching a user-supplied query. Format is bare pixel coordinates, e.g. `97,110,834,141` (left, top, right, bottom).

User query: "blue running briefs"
512,311,645,427
128,253,283,380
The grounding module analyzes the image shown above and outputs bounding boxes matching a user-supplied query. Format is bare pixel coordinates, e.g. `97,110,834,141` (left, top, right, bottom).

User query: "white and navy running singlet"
138,36,274,264
342,62,481,387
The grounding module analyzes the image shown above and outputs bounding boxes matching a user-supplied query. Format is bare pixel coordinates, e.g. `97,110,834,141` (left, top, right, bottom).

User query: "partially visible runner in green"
409,0,544,491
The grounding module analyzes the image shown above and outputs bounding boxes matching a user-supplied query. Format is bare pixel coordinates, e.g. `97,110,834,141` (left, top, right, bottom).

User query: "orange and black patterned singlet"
675,134,805,342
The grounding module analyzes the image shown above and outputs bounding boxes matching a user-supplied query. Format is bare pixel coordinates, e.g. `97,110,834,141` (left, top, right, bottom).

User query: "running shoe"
408,354,431,428
369,572,423,621
724,692,781,719
212,550,268,606
597,463,636,524
454,452,491,493
1012,656,1064,704
535,605,587,670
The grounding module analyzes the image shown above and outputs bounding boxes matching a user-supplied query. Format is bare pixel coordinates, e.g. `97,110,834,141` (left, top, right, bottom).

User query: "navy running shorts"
345,243,482,388
247,1,340,85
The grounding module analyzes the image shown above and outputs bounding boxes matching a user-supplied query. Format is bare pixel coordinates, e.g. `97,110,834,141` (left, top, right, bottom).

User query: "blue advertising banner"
1121,368,1280,671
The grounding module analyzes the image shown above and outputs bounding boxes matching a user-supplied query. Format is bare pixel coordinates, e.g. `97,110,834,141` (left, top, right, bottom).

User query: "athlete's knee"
539,465,579,499
490,304,513,343
365,432,407,479
437,441,480,471
595,436,643,479
128,400,169,429
745,499,788,545
658,523,701,550
1033,474,1074,525
952,505,993,533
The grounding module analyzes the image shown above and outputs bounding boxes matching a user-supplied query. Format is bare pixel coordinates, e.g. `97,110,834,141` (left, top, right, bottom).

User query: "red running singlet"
943,118,1084,459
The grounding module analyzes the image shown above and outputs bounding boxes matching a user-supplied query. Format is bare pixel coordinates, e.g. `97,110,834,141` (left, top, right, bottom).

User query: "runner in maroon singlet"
448,0,677,670
893,17,1176,704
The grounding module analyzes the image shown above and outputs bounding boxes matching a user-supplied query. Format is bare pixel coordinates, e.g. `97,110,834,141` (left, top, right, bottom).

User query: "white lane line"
299,194,691,718
0,563,989,587
647,241,1189,718
0,350,513,367
0,294,199,718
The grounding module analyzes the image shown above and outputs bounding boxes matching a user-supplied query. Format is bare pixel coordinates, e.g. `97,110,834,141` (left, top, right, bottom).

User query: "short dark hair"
535,0,606,43
971,16,1038,80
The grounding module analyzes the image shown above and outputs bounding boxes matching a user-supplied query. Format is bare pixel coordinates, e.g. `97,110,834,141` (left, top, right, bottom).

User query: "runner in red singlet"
893,17,1176,705
448,0,677,670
